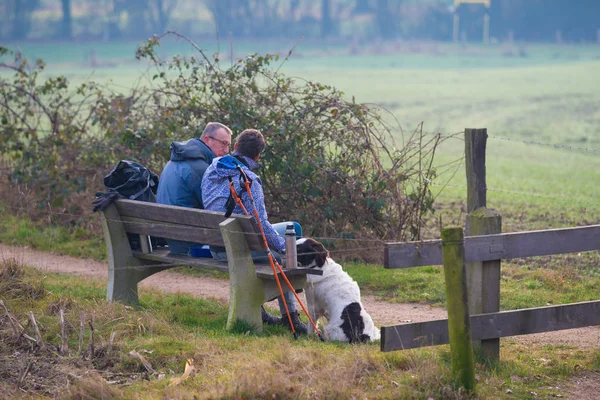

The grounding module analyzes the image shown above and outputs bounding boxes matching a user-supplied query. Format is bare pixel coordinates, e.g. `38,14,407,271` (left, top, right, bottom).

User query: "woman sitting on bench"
202,129,307,334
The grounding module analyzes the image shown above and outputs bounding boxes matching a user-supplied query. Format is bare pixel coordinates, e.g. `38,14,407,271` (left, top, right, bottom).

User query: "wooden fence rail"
384,224,600,269
382,300,600,352
380,128,600,359
381,224,600,353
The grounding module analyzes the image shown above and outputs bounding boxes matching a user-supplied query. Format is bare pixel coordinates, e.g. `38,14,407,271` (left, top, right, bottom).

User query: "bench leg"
304,281,318,335
220,218,265,332
102,203,169,305
227,257,265,332
108,266,143,305
107,264,166,305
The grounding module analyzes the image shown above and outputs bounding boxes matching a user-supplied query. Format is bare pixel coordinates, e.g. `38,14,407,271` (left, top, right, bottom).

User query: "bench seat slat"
134,249,323,281
133,249,230,273
254,264,323,280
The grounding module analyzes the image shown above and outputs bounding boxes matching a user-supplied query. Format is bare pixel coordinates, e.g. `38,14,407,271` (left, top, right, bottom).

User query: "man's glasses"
207,136,231,148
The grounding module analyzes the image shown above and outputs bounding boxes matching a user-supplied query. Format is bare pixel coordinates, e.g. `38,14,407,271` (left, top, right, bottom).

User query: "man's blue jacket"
156,138,214,254
157,138,214,209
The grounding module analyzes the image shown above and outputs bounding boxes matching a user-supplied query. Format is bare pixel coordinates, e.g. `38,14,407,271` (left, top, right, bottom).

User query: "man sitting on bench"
156,122,233,255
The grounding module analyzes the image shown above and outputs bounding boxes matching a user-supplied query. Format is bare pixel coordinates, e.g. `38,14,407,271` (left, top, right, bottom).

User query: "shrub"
0,34,447,259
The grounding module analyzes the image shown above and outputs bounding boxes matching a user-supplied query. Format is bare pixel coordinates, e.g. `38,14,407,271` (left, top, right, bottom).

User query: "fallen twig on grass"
28,311,45,350
129,350,156,375
1,299,22,337
107,331,116,355
170,358,195,386
87,314,95,359
17,360,32,388
78,311,84,354
17,319,37,344
60,308,68,355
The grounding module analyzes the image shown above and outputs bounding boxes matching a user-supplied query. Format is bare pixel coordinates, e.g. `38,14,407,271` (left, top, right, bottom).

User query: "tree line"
1,1,599,43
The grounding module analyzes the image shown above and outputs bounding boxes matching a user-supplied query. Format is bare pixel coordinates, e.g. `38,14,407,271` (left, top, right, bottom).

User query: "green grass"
428,137,600,233
0,206,106,260
283,57,600,234
2,259,600,399
276,45,600,233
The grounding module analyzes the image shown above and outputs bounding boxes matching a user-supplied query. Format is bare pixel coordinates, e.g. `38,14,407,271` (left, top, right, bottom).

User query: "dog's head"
296,238,329,269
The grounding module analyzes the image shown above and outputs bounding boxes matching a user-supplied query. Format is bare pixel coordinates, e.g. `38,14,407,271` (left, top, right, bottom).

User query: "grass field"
3,38,599,247
2,259,599,399
6,39,598,229
277,45,600,223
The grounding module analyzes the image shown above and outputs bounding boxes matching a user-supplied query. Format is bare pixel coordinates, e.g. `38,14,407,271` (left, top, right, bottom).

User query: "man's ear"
252,154,260,162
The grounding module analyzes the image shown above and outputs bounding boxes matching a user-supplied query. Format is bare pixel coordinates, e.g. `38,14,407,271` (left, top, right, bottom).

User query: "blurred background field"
7,37,598,233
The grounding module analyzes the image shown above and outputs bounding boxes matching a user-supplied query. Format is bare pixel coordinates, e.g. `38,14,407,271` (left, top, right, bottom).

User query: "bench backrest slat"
113,199,267,252
121,217,227,247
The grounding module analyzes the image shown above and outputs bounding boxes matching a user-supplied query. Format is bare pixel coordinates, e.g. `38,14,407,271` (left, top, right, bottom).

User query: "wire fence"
1,128,598,260
488,134,599,154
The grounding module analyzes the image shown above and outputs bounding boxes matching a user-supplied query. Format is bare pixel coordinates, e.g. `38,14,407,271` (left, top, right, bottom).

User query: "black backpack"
93,160,167,250
103,160,158,202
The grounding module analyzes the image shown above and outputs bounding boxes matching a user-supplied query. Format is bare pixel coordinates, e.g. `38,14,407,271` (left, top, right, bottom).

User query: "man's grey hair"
200,122,232,138
236,129,266,159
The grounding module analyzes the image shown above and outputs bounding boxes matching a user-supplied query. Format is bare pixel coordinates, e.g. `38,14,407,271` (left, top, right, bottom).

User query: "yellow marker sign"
455,0,491,7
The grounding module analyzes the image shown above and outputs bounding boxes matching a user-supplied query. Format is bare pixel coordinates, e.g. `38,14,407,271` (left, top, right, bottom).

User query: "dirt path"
1,243,599,348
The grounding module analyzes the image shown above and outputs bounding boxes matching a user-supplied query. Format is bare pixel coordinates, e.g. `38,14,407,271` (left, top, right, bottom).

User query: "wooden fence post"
465,128,502,361
465,128,487,213
466,209,501,360
442,226,476,392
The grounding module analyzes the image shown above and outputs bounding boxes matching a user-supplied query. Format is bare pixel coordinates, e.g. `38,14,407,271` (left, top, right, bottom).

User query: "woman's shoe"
281,311,308,334
261,306,282,325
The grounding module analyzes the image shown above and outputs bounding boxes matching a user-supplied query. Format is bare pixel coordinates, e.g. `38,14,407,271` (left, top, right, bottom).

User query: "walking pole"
270,257,324,341
233,165,323,340
237,167,298,336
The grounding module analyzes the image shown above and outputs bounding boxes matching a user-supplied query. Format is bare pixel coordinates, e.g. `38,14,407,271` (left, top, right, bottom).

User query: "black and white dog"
297,238,380,343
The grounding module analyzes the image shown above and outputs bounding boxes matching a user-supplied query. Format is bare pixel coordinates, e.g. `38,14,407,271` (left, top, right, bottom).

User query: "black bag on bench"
93,160,167,250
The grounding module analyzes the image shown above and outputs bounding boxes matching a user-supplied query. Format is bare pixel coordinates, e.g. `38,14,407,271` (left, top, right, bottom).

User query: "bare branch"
28,311,45,350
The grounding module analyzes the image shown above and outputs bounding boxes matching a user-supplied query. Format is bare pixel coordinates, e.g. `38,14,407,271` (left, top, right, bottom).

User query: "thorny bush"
0,33,447,259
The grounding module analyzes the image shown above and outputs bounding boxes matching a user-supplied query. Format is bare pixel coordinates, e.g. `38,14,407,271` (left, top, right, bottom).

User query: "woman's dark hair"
236,129,266,159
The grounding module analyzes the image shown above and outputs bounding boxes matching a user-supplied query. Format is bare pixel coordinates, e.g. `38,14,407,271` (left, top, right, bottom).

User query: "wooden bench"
99,199,321,332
